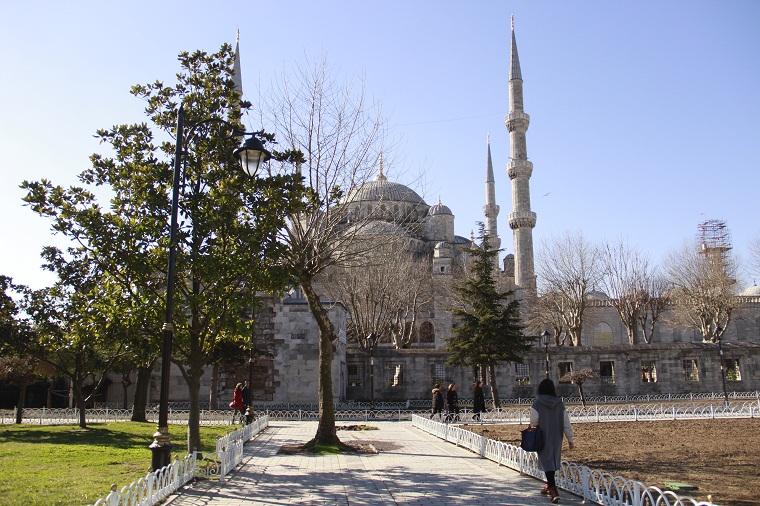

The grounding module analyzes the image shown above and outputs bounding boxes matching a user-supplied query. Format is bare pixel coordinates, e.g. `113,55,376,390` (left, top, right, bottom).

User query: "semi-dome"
428,199,452,216
741,284,760,296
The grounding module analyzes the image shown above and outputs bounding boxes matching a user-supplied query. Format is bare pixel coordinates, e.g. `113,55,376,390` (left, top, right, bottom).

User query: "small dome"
428,198,452,216
587,290,610,301
741,285,760,296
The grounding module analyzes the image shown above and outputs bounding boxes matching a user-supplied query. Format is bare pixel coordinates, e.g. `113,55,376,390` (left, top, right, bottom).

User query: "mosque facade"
98,25,760,409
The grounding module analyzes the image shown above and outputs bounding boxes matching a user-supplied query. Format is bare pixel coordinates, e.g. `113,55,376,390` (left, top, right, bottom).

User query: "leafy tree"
22,44,305,450
22,249,126,428
447,226,531,408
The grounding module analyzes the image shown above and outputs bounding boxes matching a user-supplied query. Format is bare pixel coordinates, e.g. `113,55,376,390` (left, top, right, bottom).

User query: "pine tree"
447,225,532,408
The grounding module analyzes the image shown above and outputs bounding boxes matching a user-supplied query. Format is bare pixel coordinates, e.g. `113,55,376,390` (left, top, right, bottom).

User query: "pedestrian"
430,383,444,419
241,380,251,408
473,380,486,421
446,382,459,422
229,382,245,423
530,378,574,504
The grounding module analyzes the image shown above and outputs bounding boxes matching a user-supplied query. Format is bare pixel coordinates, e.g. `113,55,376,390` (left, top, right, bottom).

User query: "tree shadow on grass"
0,423,154,449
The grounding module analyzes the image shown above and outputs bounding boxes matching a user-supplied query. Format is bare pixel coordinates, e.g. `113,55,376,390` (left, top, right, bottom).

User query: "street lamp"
149,104,271,471
541,330,551,378
715,325,730,407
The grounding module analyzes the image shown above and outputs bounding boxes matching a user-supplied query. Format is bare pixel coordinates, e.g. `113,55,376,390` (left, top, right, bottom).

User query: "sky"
1,0,759,289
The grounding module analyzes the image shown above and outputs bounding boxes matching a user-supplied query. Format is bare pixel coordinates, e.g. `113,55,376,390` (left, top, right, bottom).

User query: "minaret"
483,134,501,269
506,17,537,292
232,30,243,97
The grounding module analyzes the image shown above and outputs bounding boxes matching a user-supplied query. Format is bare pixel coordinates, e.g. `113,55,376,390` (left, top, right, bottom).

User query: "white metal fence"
90,415,269,506
4,399,760,426
411,415,716,506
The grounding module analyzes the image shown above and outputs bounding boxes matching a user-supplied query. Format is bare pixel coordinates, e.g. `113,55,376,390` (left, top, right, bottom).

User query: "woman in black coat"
472,381,486,421
445,383,459,422
430,383,444,419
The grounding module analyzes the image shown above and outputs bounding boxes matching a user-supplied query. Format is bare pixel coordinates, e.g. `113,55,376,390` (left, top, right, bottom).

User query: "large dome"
346,173,426,205
741,284,760,296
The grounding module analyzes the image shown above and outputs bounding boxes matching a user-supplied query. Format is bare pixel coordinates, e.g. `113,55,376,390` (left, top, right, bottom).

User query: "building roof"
346,176,427,205
428,199,452,216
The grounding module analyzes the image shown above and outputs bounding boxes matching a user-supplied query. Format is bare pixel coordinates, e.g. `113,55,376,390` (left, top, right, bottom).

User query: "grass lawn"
0,422,235,506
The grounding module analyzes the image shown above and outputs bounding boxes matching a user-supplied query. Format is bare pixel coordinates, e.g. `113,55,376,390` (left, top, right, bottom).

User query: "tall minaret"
483,134,501,269
232,30,243,97
506,17,537,292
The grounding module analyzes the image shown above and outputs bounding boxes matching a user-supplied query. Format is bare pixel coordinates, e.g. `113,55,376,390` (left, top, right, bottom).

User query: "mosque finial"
438,195,442,205
376,152,387,181
511,14,515,32
236,28,240,45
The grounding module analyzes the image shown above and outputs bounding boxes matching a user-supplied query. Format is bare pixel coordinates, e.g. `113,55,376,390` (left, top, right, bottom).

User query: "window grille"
725,359,742,382
558,362,574,383
290,331,306,340
384,364,403,387
347,364,362,388
514,363,530,384
599,361,615,384
683,359,700,382
641,361,658,383
430,363,446,384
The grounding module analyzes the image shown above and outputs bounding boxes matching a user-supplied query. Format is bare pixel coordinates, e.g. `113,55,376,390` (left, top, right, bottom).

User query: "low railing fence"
90,415,269,506
5,399,759,425
411,415,716,506
88,390,760,411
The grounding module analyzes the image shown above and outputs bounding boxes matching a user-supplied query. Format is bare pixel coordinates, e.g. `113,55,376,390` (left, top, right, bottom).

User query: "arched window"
592,322,614,347
419,321,435,343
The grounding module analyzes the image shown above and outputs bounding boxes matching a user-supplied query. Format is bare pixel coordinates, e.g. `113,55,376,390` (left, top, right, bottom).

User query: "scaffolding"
698,219,732,254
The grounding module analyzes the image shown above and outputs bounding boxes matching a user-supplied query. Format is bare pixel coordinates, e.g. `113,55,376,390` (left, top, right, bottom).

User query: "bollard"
298,409,302,421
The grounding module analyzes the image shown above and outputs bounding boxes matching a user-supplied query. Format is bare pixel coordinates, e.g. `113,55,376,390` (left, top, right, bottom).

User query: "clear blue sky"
1,0,759,289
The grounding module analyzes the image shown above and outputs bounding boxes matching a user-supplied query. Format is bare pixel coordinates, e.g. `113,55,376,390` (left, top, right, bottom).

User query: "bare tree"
666,241,738,343
600,241,649,345
524,291,567,346
265,63,383,446
561,368,595,407
325,239,430,402
537,232,601,346
638,271,670,344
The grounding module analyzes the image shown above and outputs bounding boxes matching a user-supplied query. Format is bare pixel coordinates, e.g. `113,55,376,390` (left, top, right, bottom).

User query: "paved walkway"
168,421,583,506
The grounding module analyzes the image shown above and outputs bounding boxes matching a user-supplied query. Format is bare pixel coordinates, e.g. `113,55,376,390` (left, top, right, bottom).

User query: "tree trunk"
121,371,132,410
209,362,219,410
302,280,341,446
131,363,153,422
15,382,27,424
488,364,500,409
73,376,86,429
46,381,53,409
187,349,203,453
578,383,586,408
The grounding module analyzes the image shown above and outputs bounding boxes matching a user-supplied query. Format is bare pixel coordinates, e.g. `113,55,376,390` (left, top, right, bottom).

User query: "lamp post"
149,104,271,470
715,325,730,407
542,330,550,379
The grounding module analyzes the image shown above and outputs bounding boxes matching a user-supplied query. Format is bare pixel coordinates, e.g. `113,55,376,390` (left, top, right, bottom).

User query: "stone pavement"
167,421,583,506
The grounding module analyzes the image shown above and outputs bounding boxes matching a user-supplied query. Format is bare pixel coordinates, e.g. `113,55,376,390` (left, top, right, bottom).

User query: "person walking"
530,378,574,504
229,382,245,424
430,383,444,419
472,380,486,421
241,380,251,408
445,382,459,422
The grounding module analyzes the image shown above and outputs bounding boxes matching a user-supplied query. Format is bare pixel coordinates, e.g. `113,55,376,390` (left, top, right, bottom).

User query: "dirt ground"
464,419,760,506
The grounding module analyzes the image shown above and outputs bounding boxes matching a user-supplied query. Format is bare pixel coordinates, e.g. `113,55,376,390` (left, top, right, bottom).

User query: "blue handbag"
520,426,544,452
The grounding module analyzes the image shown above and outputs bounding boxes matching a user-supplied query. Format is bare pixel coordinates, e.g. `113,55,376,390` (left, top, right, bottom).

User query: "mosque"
100,24,760,409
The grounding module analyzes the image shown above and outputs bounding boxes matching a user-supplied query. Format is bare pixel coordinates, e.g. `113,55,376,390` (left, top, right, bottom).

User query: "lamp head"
235,134,271,177
541,330,550,346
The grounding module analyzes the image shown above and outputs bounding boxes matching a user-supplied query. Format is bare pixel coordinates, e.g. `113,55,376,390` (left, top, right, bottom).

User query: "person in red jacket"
229,383,245,423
